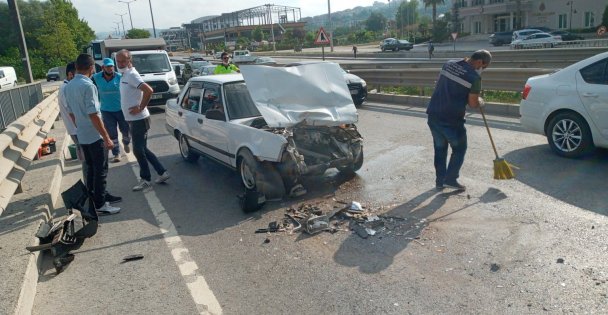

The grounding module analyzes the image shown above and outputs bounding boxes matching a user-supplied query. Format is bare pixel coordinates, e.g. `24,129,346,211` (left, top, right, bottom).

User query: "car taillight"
522,84,532,100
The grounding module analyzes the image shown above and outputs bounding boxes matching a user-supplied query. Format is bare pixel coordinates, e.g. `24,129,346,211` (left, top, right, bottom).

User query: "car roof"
189,73,243,84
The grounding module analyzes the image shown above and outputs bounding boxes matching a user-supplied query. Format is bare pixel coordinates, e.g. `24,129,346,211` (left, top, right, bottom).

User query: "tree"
396,1,419,37
366,11,387,32
252,26,264,42
602,5,608,28
424,0,445,30
126,28,151,39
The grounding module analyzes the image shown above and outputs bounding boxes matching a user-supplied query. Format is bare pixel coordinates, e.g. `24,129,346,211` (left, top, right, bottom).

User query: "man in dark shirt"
426,50,492,191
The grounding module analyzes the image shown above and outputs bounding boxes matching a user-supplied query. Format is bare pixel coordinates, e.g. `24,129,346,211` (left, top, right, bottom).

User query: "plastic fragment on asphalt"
350,201,363,212
365,228,377,236
122,254,144,262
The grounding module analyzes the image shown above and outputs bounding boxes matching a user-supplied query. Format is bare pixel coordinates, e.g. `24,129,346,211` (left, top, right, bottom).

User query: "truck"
232,50,257,64
87,38,179,105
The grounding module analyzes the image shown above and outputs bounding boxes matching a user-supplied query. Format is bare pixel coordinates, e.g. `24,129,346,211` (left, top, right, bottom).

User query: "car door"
178,82,205,152
577,57,608,140
198,82,231,164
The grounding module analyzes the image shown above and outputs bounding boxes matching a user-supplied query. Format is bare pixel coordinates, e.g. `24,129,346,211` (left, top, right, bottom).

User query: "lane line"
126,153,222,315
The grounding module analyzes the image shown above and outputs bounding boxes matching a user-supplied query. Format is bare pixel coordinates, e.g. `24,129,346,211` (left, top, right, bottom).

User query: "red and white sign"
314,27,331,45
451,32,458,40
598,26,607,36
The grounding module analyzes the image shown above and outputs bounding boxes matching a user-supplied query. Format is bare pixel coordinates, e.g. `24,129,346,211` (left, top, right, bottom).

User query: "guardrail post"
0,101,6,129
8,90,18,121
19,87,26,115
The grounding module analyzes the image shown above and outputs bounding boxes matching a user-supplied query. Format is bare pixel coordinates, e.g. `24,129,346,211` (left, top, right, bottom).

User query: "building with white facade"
455,0,606,34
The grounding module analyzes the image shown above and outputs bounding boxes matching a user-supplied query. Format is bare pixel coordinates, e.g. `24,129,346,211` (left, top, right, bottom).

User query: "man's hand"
104,137,114,150
478,97,486,108
129,105,143,115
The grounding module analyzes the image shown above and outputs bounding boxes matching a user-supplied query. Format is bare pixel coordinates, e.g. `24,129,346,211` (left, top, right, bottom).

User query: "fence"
0,83,43,131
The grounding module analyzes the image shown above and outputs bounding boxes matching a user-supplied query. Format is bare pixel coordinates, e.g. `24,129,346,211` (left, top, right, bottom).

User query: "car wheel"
337,145,364,175
546,112,594,158
179,133,199,162
395,47,399,52
381,47,385,52
13,81,17,88
354,99,364,108
238,149,260,190
550,43,555,48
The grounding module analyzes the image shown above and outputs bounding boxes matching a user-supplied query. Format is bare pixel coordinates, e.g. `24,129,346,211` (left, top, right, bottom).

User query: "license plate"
151,94,162,100
350,90,358,95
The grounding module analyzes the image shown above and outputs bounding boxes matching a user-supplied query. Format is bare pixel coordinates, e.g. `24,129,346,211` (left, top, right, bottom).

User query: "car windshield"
131,53,171,74
224,82,261,120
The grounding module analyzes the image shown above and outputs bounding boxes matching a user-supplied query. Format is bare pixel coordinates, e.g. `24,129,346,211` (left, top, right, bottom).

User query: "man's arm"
89,114,113,149
468,78,483,109
129,83,153,114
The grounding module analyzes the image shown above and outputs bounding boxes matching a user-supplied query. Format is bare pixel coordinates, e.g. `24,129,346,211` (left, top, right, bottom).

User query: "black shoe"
105,193,122,204
435,184,444,190
444,181,466,191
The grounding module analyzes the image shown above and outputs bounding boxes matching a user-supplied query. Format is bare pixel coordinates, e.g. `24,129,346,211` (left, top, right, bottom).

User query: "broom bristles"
493,158,515,180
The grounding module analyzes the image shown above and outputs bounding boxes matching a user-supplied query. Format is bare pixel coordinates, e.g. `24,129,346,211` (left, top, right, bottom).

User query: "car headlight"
360,80,367,88
168,77,177,85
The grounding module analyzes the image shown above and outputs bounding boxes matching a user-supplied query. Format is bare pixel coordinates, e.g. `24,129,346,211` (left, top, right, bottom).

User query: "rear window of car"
580,59,608,85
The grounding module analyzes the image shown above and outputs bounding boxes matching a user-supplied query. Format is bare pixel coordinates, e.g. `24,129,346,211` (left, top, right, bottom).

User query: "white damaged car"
165,62,364,199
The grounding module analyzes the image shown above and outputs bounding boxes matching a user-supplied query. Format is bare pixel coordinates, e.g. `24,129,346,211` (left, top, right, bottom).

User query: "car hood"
240,63,358,128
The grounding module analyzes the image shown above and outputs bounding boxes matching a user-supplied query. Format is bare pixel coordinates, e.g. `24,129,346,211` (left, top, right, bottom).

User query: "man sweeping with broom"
426,50,494,191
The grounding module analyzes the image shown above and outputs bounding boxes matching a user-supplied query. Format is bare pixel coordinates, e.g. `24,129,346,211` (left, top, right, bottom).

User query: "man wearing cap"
92,58,131,163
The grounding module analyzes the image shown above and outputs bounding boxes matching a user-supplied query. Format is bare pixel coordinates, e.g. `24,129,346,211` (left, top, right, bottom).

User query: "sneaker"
112,155,121,163
105,193,122,204
133,179,152,192
155,171,171,184
444,181,466,191
124,144,131,154
96,202,121,215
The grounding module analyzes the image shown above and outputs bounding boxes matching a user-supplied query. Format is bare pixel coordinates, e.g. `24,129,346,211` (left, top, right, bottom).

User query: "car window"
0,70,4,78
580,59,608,85
181,83,203,112
200,83,222,114
224,82,261,120
537,34,550,38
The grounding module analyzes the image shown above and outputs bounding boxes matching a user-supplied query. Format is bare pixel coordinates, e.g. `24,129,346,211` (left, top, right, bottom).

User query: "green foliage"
379,86,520,104
126,28,150,39
602,5,608,28
252,26,264,42
366,12,387,32
395,0,419,30
0,0,94,80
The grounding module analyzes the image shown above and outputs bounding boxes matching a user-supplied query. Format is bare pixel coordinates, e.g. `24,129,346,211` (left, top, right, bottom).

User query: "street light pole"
115,13,127,36
267,4,276,52
118,0,136,30
148,0,157,38
328,0,334,52
7,0,33,83
567,1,574,31
114,22,121,36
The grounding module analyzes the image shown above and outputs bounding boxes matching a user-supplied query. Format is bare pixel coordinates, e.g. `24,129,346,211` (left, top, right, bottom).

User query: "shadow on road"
503,145,608,216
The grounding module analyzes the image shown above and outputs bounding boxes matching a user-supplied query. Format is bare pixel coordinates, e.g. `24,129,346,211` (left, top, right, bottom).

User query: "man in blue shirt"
426,50,492,191
93,58,130,163
65,54,121,218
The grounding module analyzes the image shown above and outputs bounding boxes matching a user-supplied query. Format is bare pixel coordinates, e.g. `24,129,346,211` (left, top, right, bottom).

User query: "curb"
11,121,69,315
366,93,521,118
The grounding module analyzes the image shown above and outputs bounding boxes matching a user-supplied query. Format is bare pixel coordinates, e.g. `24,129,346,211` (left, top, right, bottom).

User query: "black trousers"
80,139,108,220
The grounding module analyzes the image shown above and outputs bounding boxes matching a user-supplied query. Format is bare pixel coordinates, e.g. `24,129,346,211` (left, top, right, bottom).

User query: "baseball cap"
102,58,114,67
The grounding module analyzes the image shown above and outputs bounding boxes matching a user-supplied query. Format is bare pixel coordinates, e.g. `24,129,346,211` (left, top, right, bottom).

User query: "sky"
68,0,379,34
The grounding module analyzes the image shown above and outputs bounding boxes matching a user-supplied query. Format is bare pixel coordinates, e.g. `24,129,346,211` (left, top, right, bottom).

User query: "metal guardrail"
512,38,608,50
351,68,554,92
0,91,59,215
0,83,43,130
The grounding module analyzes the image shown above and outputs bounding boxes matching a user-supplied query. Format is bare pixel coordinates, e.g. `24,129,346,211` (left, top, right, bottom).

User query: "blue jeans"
102,110,130,156
130,118,166,181
427,119,467,186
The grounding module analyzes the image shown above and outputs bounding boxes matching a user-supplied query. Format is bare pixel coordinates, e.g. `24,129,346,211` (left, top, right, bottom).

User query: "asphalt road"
33,102,608,314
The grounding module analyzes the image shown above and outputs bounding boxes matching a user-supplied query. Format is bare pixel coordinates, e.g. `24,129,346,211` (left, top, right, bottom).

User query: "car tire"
546,112,595,158
178,133,199,162
395,47,399,52
13,81,17,88
381,47,385,52
238,149,285,199
337,145,364,175
354,99,364,107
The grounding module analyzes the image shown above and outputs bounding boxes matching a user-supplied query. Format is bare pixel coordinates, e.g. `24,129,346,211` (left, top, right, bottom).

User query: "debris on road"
557,258,565,264
122,254,144,263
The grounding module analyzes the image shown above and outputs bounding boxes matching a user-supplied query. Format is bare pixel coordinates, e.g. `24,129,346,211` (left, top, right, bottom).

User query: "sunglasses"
222,57,229,60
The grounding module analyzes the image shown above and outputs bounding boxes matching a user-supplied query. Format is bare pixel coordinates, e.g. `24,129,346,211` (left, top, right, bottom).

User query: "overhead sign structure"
314,27,331,45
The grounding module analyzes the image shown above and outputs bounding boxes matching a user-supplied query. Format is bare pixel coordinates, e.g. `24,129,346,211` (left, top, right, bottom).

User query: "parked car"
232,50,257,64
526,26,553,33
489,31,513,46
46,67,60,81
380,38,413,51
285,61,367,107
254,57,277,65
512,29,543,41
190,60,212,76
214,51,224,59
165,63,363,201
510,32,562,49
197,65,216,76
549,30,584,41
0,66,17,89
519,51,608,158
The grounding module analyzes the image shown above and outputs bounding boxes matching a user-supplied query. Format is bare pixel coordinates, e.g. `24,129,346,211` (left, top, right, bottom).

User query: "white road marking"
126,154,222,315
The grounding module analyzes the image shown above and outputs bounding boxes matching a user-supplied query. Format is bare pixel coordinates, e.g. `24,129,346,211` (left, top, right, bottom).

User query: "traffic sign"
598,26,607,36
314,27,331,45
451,32,458,40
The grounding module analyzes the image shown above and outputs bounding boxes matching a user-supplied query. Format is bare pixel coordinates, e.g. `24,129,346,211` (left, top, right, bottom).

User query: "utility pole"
118,0,136,30
7,0,33,83
328,0,334,52
567,1,574,31
114,22,121,36
115,13,127,36
148,0,157,38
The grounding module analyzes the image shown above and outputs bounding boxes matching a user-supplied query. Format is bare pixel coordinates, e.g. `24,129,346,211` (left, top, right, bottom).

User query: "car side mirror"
205,109,226,121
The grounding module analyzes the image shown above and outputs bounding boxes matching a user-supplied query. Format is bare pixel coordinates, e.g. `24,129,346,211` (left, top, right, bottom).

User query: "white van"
114,50,180,105
0,67,18,89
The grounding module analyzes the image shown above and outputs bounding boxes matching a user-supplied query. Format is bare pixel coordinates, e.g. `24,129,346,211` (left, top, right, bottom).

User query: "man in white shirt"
115,49,170,191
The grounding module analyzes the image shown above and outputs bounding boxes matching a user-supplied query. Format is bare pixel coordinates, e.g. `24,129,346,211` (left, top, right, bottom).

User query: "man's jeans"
80,139,109,220
130,118,166,182
102,110,130,156
427,119,467,186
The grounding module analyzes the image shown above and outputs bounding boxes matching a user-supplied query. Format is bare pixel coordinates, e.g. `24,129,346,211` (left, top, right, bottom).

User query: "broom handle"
479,106,500,159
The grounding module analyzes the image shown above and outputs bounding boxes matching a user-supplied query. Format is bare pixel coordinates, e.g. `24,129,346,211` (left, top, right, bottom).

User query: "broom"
478,105,515,180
